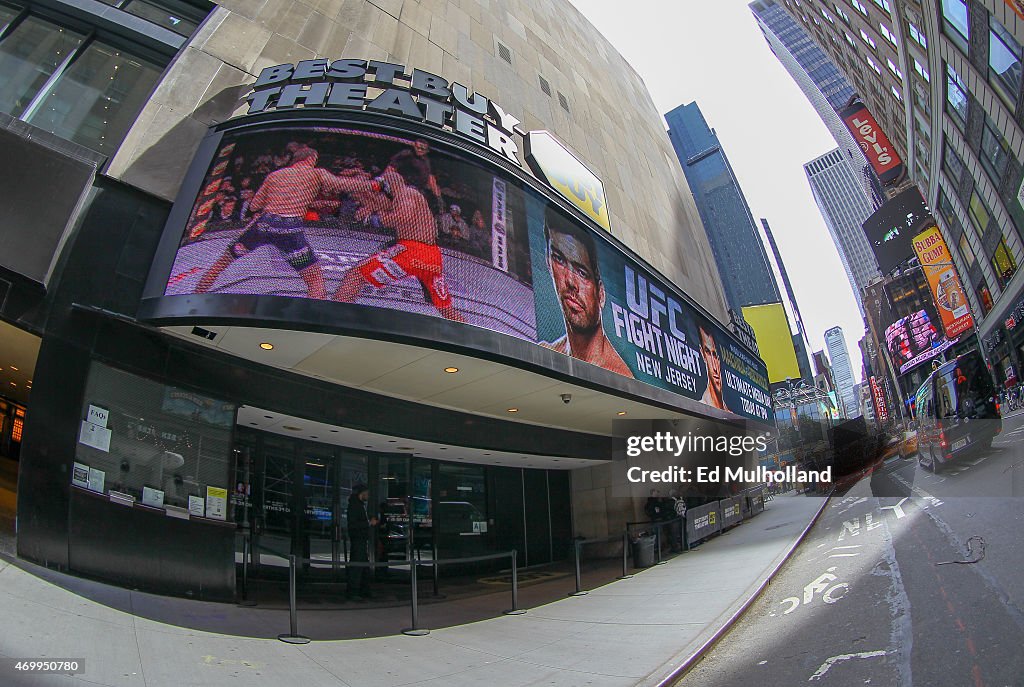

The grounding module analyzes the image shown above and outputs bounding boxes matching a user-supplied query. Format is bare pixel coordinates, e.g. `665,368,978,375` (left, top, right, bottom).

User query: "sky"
568,0,866,383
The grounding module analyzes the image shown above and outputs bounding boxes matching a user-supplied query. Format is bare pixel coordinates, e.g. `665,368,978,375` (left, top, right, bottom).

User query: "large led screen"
161,124,771,422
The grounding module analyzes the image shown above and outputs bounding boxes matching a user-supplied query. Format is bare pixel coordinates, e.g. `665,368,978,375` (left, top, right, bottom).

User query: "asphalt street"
680,413,1024,687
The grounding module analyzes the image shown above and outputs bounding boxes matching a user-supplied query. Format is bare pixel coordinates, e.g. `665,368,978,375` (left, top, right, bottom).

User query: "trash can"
632,534,656,567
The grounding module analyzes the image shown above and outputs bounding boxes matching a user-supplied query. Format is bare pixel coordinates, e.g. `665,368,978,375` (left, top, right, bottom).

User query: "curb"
649,494,833,687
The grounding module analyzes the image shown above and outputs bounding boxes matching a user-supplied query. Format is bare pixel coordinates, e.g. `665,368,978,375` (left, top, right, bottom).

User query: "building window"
0,7,171,155
908,22,928,49
941,0,969,50
977,281,994,313
980,115,1011,186
845,31,856,47
821,8,834,23
914,58,930,82
989,17,1023,109
887,57,902,79
991,237,1018,288
968,190,993,234
538,74,551,96
24,42,162,153
860,28,877,50
11,408,23,443
945,63,968,127
867,55,882,75
879,23,898,46
557,91,570,112
943,140,966,185
497,41,512,64
872,0,891,13
958,232,976,268
851,0,868,17
892,85,902,101
120,0,205,37
835,4,850,23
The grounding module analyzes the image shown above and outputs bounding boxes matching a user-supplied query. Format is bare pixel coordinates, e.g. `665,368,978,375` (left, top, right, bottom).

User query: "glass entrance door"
300,444,336,578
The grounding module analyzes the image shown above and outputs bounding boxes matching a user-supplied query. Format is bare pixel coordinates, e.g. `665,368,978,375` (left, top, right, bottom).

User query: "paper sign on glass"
79,421,111,452
188,494,205,517
206,486,228,521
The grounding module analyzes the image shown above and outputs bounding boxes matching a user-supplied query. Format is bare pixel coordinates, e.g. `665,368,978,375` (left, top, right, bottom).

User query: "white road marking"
808,651,889,681
879,498,908,519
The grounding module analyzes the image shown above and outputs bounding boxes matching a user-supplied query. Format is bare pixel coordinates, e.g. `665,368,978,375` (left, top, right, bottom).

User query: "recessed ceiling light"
617,411,627,416
310,435,318,439
9,366,17,371
398,446,413,450
440,447,447,450
364,445,373,448
444,367,459,373
507,408,518,413
282,425,302,431
553,459,559,462
483,453,491,456
9,382,15,387
264,415,273,419
259,342,274,350
388,440,397,443
330,429,338,433
249,422,258,426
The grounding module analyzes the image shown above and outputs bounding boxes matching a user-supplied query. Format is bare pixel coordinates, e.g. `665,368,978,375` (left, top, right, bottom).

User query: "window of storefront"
990,237,1018,288
989,17,1023,109
941,0,969,52
945,63,968,128
958,232,976,268
73,363,236,512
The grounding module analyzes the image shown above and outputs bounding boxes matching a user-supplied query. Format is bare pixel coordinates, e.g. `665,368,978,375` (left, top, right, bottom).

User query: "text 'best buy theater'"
0,0,771,600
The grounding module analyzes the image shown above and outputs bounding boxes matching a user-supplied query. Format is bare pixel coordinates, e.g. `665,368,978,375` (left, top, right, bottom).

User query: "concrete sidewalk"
0,496,826,687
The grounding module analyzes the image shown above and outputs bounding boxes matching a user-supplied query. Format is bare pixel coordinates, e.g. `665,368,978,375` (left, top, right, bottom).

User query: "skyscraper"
805,149,883,316
769,0,1024,389
749,0,883,208
825,326,859,418
666,102,782,314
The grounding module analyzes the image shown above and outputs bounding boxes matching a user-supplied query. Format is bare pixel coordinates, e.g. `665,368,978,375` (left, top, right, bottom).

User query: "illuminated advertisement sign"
869,376,888,423
911,225,974,339
740,303,801,383
525,131,611,231
159,123,771,422
862,187,930,273
840,103,903,185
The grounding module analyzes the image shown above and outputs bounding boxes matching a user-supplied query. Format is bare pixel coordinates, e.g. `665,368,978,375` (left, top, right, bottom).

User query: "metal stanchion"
617,530,633,580
569,539,588,596
277,555,310,644
654,527,667,565
402,558,429,636
504,549,526,615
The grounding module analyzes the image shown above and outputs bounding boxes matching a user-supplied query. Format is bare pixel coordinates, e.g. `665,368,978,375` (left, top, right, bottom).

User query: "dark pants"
347,537,370,598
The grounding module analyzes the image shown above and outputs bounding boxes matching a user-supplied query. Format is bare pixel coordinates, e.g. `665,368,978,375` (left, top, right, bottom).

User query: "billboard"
524,131,611,231
740,303,801,383
840,103,903,186
911,226,974,338
158,123,772,422
862,187,930,273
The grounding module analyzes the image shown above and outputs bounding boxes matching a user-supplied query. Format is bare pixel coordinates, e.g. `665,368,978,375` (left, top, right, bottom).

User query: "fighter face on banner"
539,204,633,377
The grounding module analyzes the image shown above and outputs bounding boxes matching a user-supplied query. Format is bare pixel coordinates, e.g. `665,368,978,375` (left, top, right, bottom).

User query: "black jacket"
347,495,371,540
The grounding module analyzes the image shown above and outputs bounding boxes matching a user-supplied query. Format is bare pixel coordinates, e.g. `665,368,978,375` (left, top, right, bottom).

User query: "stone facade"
106,0,729,322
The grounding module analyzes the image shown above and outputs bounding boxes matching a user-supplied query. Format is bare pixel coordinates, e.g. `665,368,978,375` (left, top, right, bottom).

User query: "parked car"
913,351,1001,472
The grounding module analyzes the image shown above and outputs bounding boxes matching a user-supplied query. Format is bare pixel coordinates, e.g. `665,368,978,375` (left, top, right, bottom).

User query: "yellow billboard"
524,131,611,231
742,303,801,383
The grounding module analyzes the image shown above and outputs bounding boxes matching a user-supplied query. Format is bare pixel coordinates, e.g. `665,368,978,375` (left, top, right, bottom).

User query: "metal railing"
244,541,523,641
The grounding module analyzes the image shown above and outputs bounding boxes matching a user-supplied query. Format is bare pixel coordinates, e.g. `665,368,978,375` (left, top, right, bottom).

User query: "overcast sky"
569,0,866,382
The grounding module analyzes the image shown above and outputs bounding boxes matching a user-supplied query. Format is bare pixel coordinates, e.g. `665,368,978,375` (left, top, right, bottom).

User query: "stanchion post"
654,527,667,565
617,530,633,580
504,549,526,615
238,535,256,606
402,558,429,636
569,539,588,596
277,555,310,644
